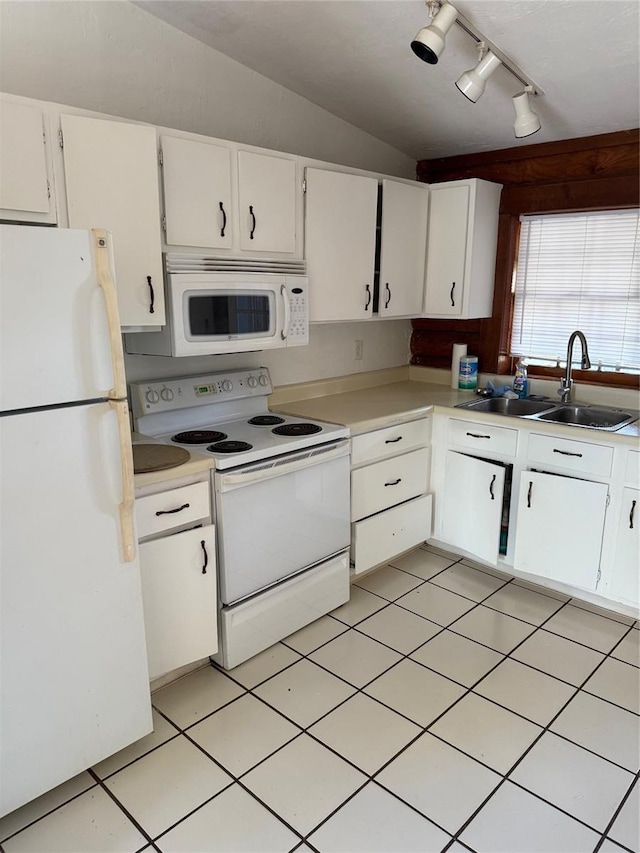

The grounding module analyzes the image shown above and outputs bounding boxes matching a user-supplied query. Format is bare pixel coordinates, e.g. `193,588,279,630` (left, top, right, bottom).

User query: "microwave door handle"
281,284,291,340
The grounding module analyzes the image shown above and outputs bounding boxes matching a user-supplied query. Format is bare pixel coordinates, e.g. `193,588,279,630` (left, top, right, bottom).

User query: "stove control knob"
258,374,269,386
247,375,258,388
222,380,233,392
160,388,174,402
145,390,160,405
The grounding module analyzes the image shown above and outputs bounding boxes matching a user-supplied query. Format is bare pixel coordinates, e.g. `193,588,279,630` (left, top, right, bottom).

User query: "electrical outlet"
355,339,363,360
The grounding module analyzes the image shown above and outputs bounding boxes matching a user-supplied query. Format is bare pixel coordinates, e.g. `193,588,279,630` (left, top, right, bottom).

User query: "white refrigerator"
0,225,152,817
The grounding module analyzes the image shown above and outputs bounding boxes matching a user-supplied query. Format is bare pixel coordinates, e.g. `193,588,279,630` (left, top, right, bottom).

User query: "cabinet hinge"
161,213,167,232
47,180,51,200
158,147,163,166
302,178,307,194
58,128,64,149
596,566,602,587
606,493,611,507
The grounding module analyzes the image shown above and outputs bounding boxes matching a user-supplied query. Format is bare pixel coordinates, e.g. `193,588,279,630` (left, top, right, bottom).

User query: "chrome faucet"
558,330,591,403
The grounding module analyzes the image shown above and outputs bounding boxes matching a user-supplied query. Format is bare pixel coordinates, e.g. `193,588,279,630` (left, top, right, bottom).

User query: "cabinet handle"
155,502,190,516
553,448,583,458
365,284,372,310
527,480,532,508
489,474,496,500
450,282,456,307
466,432,490,439
146,275,155,314
201,539,209,574
385,478,402,486
249,205,256,240
385,436,403,444
219,201,227,237
630,499,637,529
384,283,391,308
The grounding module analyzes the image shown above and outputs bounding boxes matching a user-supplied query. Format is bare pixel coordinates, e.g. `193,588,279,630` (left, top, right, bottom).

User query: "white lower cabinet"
350,417,432,575
135,477,217,681
440,450,508,566
609,486,639,607
139,525,217,681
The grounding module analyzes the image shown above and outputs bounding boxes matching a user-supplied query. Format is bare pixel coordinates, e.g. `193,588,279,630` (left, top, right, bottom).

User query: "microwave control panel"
285,281,309,346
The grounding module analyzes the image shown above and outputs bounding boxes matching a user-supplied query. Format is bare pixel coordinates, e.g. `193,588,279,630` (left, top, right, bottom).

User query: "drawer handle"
489,474,496,500
630,499,637,530
466,432,491,439
553,449,583,458
385,478,402,486
201,539,208,574
155,502,190,516
527,480,532,508
385,436,403,444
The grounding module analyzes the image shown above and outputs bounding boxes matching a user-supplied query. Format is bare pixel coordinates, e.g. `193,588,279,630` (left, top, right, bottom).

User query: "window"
511,210,640,374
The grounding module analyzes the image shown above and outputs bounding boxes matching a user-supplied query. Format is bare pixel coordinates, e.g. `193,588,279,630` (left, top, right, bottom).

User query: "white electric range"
130,368,351,669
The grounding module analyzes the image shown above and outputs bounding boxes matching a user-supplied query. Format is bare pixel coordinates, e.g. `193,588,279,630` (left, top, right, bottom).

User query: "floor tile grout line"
85,768,161,852
0,780,101,845
592,769,640,853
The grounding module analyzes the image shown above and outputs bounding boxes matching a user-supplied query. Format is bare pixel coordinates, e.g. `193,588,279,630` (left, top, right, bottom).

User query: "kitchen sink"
458,397,555,416
536,405,637,430
455,397,638,431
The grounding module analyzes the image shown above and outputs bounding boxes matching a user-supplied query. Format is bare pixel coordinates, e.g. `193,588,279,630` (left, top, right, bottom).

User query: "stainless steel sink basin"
536,405,636,430
458,397,555,416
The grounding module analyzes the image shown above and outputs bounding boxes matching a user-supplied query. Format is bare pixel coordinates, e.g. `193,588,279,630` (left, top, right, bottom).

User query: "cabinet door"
513,471,608,591
161,135,233,250
378,180,429,317
237,150,297,254
305,168,378,322
139,524,217,681
609,487,639,606
440,450,505,565
0,96,55,222
61,114,165,327
423,184,469,316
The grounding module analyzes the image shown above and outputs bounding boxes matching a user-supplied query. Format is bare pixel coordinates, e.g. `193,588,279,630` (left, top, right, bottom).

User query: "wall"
0,0,416,387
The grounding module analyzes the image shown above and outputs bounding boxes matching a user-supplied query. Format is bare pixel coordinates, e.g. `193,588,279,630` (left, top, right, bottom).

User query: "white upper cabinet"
306,167,378,322
0,95,56,223
423,178,502,319
378,179,429,318
60,114,165,328
237,150,298,254
160,138,300,257
160,134,233,250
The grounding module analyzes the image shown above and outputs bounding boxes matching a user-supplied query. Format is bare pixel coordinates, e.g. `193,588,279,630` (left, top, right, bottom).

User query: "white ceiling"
136,0,640,160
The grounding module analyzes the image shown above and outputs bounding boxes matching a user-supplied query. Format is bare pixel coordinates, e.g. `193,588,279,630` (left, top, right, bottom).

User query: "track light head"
411,2,458,65
455,49,502,102
512,88,541,137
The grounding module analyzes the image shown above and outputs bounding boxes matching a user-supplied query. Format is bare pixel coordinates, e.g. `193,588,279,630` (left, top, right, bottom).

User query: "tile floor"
1,545,639,853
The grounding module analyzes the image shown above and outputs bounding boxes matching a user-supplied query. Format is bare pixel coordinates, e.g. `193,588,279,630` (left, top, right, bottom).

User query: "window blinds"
511,210,640,372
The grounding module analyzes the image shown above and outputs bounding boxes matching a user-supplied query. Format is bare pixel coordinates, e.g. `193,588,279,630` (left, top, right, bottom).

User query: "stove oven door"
214,439,350,605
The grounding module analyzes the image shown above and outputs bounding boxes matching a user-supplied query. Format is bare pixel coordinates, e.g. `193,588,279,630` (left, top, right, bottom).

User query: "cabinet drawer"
136,481,210,539
352,494,432,575
351,418,430,466
625,450,640,486
448,418,518,457
528,433,613,478
351,448,429,521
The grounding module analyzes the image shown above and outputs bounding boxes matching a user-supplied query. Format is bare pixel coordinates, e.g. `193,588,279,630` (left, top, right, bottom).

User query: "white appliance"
131,369,351,669
125,268,309,357
0,225,152,818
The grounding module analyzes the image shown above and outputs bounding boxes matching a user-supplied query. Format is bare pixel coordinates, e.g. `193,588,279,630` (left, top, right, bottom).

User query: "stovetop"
130,368,349,470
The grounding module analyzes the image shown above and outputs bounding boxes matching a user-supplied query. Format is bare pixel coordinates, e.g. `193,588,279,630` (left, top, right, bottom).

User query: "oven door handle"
216,439,350,492
281,284,291,341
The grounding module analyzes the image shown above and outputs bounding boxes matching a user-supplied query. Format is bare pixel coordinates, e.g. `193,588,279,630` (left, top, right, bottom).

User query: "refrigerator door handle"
110,398,136,563
92,229,127,401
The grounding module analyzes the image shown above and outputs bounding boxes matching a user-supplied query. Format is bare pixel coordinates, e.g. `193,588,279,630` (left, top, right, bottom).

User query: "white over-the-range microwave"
125,270,309,356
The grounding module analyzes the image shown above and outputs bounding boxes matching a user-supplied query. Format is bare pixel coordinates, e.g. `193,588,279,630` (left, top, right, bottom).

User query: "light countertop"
132,433,215,489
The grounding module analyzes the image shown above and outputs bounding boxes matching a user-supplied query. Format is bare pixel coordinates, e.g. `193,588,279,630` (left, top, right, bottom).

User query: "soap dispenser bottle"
513,359,528,399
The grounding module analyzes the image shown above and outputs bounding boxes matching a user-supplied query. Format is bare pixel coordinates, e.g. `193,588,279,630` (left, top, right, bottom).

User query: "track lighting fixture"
411,2,457,65
513,87,541,138
456,47,502,103
411,1,544,138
